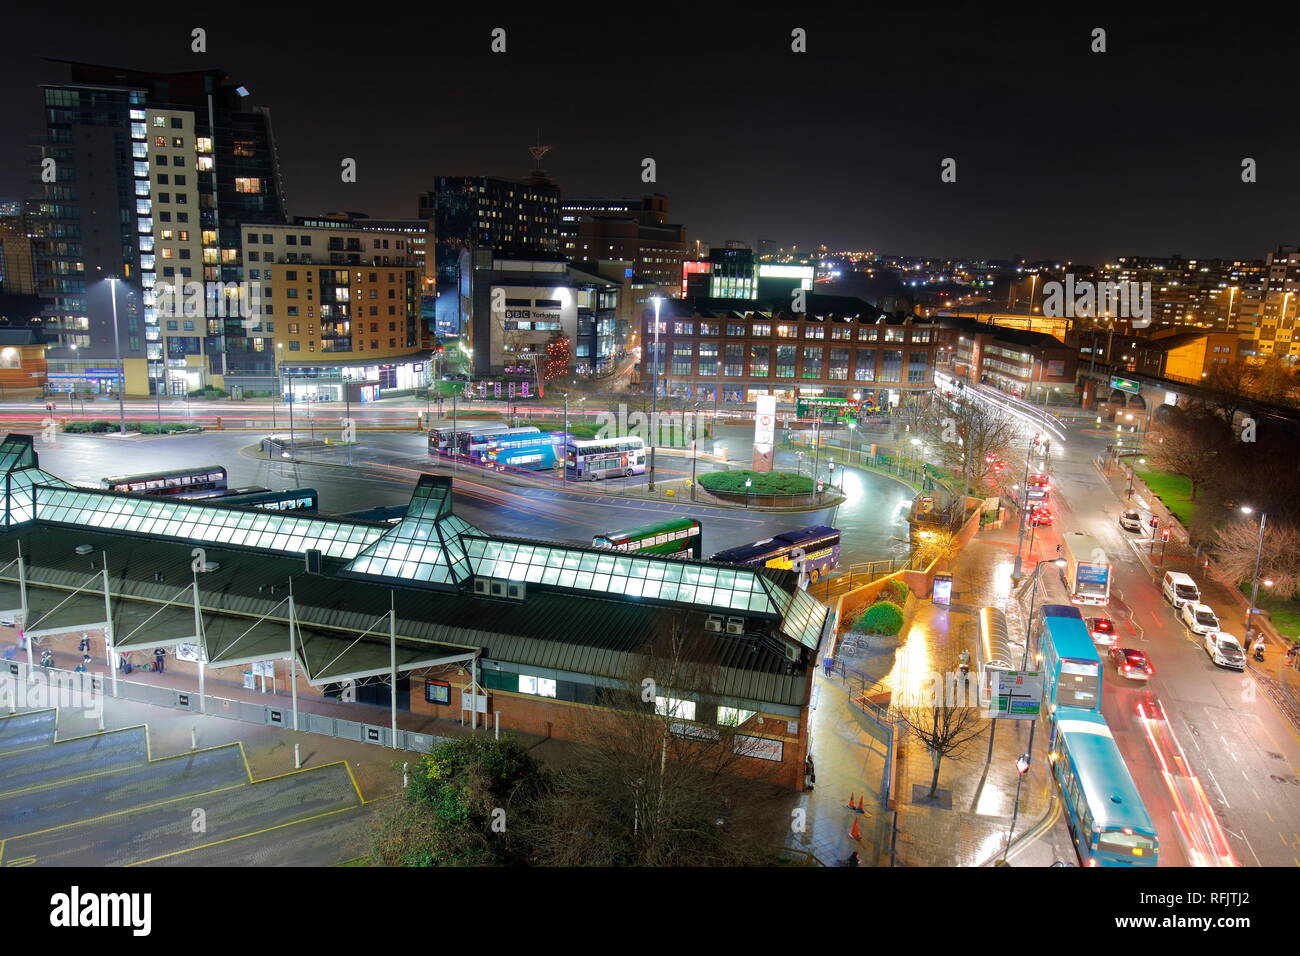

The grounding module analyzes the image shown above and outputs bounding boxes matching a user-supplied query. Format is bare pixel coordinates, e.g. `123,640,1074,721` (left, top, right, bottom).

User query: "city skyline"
2,7,1299,262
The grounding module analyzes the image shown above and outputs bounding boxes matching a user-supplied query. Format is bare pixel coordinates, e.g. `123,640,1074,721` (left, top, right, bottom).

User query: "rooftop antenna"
528,131,553,170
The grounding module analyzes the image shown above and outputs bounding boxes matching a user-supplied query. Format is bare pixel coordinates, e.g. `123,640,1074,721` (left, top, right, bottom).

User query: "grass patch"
1136,469,1197,527
1257,592,1300,640
698,470,813,495
533,421,605,440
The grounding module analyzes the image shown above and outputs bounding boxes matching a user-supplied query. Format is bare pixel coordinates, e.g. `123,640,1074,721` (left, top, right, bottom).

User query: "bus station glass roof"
343,478,481,585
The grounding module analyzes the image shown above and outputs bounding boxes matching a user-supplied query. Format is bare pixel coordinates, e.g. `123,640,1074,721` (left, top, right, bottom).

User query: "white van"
1162,571,1200,609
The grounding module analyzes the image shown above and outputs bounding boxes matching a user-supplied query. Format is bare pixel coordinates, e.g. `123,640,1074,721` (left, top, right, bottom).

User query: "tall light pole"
1241,506,1267,642
105,278,127,435
562,392,569,485
1010,434,1040,583
648,296,662,492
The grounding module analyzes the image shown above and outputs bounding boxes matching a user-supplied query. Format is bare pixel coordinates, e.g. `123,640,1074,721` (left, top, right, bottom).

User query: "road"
20,424,913,568
1028,418,1300,867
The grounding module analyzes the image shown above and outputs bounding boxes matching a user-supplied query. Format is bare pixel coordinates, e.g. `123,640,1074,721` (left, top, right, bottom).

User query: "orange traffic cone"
856,794,865,812
850,817,861,841
847,792,856,809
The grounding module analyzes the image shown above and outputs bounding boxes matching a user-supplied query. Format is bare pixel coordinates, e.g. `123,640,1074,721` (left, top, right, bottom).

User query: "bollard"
402,761,409,788
97,708,105,731
294,742,301,769
190,726,197,751
494,711,500,740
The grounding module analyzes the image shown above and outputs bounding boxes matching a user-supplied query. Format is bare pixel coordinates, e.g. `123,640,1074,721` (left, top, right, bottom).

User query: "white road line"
1205,767,1230,808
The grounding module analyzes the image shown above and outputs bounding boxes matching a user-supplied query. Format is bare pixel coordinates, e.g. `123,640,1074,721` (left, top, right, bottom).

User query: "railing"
810,558,914,599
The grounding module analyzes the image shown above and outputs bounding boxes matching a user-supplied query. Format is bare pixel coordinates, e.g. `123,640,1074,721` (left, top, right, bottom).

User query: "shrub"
698,470,814,495
188,386,228,398
856,600,905,636
880,579,910,606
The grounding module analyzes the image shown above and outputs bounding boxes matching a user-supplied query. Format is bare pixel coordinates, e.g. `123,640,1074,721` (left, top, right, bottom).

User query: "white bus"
566,436,647,480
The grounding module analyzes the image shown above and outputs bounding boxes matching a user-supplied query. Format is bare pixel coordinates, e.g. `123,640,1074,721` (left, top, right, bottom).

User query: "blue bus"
1050,708,1159,867
479,431,568,471
461,426,540,458
1036,604,1101,713
215,487,320,513
709,526,841,583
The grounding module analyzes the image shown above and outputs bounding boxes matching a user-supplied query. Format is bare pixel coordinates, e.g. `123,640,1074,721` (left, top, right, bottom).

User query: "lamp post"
648,296,662,492
1010,434,1041,583
744,476,752,509
848,420,857,464
1002,555,1067,864
1241,506,1267,642
562,392,569,485
105,278,127,435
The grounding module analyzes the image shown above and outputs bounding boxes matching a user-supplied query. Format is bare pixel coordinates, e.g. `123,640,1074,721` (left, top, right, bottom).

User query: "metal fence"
2,660,446,754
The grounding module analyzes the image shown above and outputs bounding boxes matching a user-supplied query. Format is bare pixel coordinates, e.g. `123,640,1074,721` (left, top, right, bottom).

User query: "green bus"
592,517,702,557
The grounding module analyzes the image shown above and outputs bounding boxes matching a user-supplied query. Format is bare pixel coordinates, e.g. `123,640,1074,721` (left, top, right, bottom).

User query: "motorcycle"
1253,645,1266,662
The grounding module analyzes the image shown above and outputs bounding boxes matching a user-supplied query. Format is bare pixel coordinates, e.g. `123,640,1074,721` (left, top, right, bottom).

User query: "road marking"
1205,767,1230,808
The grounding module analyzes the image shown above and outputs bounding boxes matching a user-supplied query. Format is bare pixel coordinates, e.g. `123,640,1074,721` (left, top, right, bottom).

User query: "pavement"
795,516,1077,867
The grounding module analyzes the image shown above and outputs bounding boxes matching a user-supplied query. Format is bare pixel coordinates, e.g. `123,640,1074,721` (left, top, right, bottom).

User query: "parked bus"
592,517,701,557
427,421,506,455
101,466,228,496
1036,604,1102,713
463,427,547,461
708,526,841,582
1061,531,1111,606
485,433,568,471
214,488,320,513
566,436,646,480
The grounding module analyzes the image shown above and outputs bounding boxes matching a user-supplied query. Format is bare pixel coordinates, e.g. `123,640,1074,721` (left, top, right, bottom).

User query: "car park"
1203,632,1246,670
1086,616,1118,645
1119,509,1144,533
1180,602,1220,636
1161,571,1200,609
1108,646,1154,680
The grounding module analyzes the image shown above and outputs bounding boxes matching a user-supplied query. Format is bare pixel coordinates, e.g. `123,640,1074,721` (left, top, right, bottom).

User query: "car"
1108,646,1154,680
1030,505,1053,526
1086,616,1117,645
1204,632,1246,670
1119,509,1144,533
1180,602,1220,636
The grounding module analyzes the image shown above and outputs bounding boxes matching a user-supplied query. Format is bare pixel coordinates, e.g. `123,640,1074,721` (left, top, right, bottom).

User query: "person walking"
153,646,167,674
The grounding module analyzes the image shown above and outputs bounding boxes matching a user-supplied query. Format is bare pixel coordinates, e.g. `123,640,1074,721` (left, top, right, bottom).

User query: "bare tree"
526,619,791,866
1212,517,1300,600
890,650,988,799
1149,405,1232,502
917,392,1019,494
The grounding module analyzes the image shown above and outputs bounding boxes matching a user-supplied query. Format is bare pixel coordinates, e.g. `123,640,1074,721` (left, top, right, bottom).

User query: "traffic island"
696,469,839,508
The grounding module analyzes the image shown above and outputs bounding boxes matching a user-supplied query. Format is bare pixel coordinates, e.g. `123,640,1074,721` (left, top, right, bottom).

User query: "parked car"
1180,602,1220,636
1204,632,1246,670
1030,505,1053,526
1086,616,1118,645
1161,571,1201,609
1119,509,1144,533
1108,646,1154,680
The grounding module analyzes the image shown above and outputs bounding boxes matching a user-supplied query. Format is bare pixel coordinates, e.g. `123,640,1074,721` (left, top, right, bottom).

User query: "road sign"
1110,376,1140,395
986,671,1042,719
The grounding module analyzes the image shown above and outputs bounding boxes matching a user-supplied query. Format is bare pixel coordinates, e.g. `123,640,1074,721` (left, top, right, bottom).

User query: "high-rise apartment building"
1247,245,1300,360
418,176,560,339
29,62,286,395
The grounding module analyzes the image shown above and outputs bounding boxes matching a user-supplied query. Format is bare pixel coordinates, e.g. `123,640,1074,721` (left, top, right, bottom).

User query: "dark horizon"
2,5,1298,263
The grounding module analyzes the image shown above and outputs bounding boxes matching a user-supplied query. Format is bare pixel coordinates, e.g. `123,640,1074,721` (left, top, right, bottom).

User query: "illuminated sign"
754,394,776,446
1110,376,1140,394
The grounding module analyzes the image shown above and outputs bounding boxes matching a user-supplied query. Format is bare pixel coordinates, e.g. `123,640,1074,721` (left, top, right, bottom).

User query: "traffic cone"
847,792,855,809
850,817,861,841
856,794,865,812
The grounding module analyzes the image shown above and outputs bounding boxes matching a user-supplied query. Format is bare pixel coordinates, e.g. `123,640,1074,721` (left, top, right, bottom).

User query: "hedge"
698,470,814,495
60,420,201,435
855,600,905,636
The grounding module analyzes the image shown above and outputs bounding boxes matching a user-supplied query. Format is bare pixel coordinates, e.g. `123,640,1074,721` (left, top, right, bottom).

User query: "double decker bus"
101,466,228,497
1036,604,1102,713
215,488,320,513
566,436,646,480
1050,709,1160,867
592,517,701,557
708,526,841,583
427,421,506,455
462,427,545,461
485,432,569,471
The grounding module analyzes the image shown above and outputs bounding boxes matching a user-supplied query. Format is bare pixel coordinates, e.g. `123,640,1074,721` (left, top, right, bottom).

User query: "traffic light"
1161,529,1170,541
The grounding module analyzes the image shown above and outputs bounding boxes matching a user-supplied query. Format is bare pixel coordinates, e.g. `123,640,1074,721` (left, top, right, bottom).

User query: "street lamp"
1011,434,1042,583
648,296,662,491
744,476,752,509
562,392,569,485
847,420,857,464
104,278,127,435
1240,506,1267,642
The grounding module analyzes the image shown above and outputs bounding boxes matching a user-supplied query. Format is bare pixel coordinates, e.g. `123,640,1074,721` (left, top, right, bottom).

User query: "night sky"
2,4,1298,264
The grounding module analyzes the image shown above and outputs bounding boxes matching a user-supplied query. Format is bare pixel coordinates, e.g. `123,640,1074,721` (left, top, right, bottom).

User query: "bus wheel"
625,468,634,478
